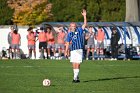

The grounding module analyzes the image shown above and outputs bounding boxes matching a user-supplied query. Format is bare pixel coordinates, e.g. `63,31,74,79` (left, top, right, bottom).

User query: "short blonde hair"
70,22,77,27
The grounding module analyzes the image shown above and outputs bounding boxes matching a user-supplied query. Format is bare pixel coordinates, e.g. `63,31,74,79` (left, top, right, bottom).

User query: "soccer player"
46,27,55,59
65,9,87,83
27,27,36,59
7,26,14,59
85,26,95,60
38,27,47,59
96,26,105,60
11,29,21,59
55,26,66,59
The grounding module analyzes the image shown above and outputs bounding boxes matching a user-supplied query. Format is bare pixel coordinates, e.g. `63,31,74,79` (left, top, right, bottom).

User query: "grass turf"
0,59,140,93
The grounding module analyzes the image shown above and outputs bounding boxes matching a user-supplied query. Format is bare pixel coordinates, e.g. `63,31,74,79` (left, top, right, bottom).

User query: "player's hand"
81,9,86,16
65,51,68,57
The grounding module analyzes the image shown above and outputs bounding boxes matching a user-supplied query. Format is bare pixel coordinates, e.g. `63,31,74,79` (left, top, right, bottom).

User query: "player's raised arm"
81,9,87,30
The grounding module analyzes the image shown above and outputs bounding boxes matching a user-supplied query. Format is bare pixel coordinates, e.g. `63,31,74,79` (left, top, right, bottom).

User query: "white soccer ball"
43,79,51,86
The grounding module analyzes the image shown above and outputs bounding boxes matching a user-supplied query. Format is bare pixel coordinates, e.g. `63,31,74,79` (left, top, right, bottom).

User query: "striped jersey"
66,27,84,51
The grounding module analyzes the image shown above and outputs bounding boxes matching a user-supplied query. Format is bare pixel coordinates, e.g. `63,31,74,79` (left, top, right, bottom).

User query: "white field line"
0,65,140,68
0,66,41,68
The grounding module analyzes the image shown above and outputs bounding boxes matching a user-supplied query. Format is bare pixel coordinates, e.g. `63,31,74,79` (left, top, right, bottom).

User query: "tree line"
0,0,125,25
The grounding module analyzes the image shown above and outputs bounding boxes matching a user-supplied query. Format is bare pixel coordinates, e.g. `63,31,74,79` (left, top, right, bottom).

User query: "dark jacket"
111,31,120,46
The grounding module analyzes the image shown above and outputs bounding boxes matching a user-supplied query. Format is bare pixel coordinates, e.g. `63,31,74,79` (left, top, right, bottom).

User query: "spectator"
46,27,55,59
11,29,21,59
7,26,14,59
85,26,95,60
110,27,120,60
96,26,105,60
55,26,66,59
27,27,36,59
38,27,47,59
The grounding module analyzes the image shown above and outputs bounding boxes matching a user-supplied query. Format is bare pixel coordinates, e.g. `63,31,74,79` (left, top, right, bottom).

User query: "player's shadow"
83,76,140,82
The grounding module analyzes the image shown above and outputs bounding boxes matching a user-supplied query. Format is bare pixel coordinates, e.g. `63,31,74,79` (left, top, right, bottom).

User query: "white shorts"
70,49,83,63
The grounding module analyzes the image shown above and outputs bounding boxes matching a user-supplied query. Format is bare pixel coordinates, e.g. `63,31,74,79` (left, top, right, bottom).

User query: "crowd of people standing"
5,23,120,60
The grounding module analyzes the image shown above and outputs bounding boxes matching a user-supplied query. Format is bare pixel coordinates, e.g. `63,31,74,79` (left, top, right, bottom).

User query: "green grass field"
0,59,140,93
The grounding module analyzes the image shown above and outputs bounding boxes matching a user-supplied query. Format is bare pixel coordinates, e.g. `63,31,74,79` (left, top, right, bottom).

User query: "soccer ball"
43,79,51,86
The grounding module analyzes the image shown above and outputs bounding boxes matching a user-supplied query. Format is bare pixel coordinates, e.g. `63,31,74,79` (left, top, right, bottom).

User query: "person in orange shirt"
11,29,21,59
96,26,105,60
38,27,47,59
46,27,55,59
55,26,66,59
27,27,36,59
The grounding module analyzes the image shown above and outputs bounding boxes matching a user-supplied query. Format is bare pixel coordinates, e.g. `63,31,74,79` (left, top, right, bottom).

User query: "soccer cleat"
76,79,80,83
110,58,114,60
13,57,16,59
72,80,76,83
72,79,80,83
101,58,104,60
45,57,48,59
114,58,117,60
72,76,80,83
58,57,62,60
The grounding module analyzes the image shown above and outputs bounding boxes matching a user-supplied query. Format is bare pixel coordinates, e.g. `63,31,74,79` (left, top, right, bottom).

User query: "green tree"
100,0,125,21
50,0,125,22
50,0,85,22
0,0,14,25
7,0,53,25
0,0,126,25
